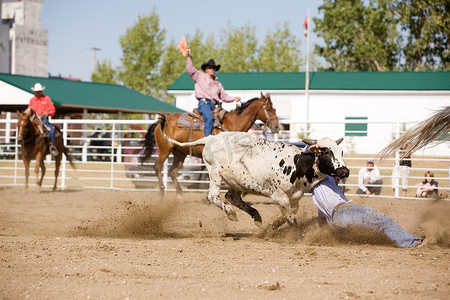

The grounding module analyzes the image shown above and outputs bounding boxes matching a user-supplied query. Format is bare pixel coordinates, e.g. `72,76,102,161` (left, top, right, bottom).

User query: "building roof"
0,73,184,114
169,71,450,91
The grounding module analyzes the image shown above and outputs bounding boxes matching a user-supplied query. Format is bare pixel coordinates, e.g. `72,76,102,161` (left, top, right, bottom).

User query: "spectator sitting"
356,159,383,195
416,171,438,198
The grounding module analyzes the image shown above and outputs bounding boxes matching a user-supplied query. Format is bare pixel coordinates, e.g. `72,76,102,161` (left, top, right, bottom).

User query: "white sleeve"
370,167,381,182
358,168,367,192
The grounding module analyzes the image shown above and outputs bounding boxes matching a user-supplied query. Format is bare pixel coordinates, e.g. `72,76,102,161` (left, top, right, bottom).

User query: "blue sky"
42,0,323,81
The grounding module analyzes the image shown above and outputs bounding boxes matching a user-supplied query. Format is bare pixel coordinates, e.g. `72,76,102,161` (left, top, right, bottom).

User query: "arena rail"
0,118,448,200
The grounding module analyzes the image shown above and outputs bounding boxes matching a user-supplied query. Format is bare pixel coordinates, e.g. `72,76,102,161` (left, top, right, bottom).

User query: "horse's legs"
34,152,44,189
38,157,46,189
23,158,30,191
53,155,61,191
169,149,187,196
225,189,262,228
154,147,171,196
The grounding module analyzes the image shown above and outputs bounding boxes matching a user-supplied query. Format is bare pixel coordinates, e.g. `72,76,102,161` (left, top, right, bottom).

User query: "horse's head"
16,110,30,143
256,92,280,133
16,108,36,143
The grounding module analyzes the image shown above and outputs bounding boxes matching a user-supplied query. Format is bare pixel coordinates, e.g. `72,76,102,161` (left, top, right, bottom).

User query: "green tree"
393,0,450,70
219,23,258,72
118,8,166,97
257,22,303,72
157,41,184,104
157,31,220,104
314,0,399,71
184,30,220,65
91,59,117,84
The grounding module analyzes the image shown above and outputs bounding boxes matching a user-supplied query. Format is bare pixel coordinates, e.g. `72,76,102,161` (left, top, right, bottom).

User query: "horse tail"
378,106,450,160
140,119,160,164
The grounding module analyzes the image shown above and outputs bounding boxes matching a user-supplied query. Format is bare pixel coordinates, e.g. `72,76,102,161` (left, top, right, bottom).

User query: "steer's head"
303,137,350,178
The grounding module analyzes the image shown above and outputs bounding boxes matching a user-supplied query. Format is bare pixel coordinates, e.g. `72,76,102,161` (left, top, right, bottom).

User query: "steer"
162,130,349,228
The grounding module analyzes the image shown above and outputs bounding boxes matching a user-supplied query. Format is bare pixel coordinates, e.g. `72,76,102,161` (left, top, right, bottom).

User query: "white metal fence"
0,117,449,200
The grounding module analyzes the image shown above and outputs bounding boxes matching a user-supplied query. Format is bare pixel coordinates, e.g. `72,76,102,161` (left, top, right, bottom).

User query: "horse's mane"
235,97,260,115
378,106,450,160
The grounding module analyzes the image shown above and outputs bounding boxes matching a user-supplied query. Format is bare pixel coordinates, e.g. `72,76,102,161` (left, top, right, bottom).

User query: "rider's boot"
50,143,58,157
213,118,221,129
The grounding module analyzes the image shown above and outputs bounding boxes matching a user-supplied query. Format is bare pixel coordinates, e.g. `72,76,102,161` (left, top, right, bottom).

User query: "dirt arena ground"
1,187,449,299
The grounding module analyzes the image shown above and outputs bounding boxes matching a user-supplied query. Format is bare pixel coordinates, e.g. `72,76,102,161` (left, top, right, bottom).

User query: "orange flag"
177,36,188,57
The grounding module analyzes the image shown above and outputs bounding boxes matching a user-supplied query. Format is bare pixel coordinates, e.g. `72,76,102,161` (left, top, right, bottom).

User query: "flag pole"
305,8,310,124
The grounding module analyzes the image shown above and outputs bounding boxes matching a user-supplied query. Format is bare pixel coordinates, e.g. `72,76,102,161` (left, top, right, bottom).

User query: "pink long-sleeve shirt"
186,56,235,103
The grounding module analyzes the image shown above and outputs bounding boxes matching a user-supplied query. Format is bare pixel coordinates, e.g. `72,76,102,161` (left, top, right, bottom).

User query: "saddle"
177,107,226,131
32,119,60,145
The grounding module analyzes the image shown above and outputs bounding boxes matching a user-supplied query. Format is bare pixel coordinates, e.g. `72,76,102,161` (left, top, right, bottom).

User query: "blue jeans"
198,100,215,137
42,117,56,145
331,202,420,248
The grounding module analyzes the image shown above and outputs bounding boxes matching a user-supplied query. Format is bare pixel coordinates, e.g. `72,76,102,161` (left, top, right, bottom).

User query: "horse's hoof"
176,194,184,202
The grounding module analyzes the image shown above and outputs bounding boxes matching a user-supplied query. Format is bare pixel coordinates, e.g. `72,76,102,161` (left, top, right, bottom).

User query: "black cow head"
303,137,350,178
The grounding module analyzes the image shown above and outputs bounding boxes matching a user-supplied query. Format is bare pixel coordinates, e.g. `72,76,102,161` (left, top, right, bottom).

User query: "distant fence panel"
0,118,448,200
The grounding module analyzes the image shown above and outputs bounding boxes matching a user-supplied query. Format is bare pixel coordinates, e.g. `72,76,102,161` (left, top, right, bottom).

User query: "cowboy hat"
201,59,221,72
31,83,45,92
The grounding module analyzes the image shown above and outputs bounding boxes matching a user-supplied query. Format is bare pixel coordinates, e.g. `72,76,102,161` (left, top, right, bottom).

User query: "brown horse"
141,93,280,195
16,108,75,191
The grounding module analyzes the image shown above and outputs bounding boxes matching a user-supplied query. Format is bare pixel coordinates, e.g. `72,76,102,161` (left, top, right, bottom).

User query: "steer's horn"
302,138,317,145
335,138,344,145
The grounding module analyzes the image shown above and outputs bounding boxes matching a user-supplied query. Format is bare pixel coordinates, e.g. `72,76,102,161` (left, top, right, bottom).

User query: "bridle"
17,114,42,145
261,97,278,128
244,97,278,129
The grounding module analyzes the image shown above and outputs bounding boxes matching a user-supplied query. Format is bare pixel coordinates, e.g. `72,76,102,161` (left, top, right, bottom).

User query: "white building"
168,71,450,155
0,0,48,76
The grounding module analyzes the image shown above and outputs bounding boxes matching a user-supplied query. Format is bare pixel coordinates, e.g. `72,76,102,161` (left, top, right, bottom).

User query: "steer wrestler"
307,145,426,248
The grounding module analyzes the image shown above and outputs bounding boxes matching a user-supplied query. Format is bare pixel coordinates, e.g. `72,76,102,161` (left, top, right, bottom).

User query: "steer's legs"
207,168,237,221
225,189,262,228
270,191,297,229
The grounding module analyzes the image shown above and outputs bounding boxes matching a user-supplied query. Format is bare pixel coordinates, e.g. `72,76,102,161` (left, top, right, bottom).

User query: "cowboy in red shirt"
28,83,58,156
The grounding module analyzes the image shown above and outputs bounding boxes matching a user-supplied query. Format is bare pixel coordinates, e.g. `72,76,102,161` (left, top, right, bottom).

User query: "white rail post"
110,123,116,189
116,119,122,163
61,120,67,189
82,141,88,163
393,121,400,198
14,123,18,185
82,108,88,163
5,112,11,144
